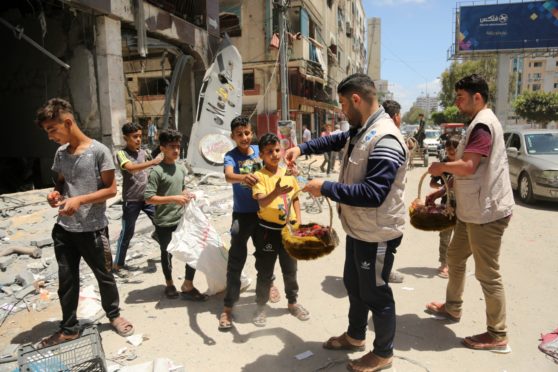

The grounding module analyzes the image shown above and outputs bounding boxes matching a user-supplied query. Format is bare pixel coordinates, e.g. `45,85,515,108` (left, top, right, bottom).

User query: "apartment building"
521,57,558,93
219,0,366,139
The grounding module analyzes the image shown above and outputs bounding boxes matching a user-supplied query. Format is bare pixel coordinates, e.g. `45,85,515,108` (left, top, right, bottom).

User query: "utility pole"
276,0,289,120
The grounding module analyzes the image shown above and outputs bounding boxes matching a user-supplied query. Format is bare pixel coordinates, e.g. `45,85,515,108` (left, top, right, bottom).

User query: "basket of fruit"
282,190,339,260
409,172,456,231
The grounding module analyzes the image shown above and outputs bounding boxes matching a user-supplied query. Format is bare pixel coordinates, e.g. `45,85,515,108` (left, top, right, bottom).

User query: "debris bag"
167,200,251,295
167,200,222,268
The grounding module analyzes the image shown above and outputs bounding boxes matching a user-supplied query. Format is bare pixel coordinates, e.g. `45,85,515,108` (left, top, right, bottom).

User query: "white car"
423,129,441,155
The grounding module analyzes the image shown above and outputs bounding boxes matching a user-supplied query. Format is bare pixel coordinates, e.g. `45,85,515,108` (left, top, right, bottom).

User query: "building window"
138,78,167,96
243,71,255,90
554,83,558,89
532,84,541,91
533,61,543,68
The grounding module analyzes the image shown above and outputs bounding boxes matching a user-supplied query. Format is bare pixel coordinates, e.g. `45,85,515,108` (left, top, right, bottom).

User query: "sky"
362,0,459,114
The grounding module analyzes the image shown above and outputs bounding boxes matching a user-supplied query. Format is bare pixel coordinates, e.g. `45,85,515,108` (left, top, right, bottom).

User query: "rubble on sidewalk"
0,173,233,330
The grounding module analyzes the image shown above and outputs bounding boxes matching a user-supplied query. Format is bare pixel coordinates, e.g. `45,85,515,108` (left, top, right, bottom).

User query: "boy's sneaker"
253,306,267,327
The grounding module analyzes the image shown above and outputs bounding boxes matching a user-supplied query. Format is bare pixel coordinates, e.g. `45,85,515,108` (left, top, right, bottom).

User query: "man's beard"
347,105,362,128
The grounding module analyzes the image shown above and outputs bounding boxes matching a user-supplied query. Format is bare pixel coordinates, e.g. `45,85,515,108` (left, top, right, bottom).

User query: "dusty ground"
1,157,557,371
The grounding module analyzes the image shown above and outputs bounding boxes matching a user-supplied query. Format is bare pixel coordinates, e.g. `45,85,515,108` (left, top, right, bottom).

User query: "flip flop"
218,311,233,331
181,288,208,302
323,332,365,351
164,285,179,299
269,285,281,303
111,316,134,337
288,304,310,321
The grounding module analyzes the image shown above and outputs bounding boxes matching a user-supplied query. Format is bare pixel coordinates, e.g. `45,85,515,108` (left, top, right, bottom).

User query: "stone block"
31,237,53,248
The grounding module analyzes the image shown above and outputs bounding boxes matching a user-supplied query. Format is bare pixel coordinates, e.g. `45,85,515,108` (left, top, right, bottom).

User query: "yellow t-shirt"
252,167,300,225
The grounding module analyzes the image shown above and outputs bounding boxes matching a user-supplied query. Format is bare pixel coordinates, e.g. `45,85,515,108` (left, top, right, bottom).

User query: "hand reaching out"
273,178,293,196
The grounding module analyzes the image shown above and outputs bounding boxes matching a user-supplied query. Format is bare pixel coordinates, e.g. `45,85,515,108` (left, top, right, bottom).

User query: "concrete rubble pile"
0,172,232,365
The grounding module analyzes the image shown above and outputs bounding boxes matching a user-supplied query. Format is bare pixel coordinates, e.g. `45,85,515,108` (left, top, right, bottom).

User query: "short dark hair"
159,129,182,146
337,73,376,104
122,122,142,135
382,100,401,119
230,116,251,131
445,134,462,149
35,98,74,126
258,132,279,152
455,74,489,103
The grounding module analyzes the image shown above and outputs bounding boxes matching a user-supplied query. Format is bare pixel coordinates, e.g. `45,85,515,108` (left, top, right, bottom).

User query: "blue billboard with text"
458,1,558,53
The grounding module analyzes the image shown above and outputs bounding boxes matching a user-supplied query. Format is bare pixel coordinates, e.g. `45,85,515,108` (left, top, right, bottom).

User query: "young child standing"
218,116,280,330
426,134,461,278
113,123,163,276
144,129,207,300
37,98,133,346
251,133,310,327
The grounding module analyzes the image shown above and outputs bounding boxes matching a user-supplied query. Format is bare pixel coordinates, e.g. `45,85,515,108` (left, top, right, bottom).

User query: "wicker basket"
409,172,456,231
282,190,339,260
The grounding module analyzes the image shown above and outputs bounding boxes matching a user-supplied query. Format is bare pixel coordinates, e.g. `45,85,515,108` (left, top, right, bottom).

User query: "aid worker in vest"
285,73,408,372
426,74,514,352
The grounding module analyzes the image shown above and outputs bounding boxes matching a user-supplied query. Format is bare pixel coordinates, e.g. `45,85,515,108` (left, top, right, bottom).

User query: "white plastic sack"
167,200,251,295
167,200,220,268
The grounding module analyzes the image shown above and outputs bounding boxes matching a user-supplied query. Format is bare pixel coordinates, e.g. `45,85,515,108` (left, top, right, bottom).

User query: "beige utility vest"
338,110,408,243
454,108,514,224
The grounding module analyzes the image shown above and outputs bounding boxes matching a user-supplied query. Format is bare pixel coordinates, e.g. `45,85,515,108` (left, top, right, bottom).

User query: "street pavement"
0,156,557,371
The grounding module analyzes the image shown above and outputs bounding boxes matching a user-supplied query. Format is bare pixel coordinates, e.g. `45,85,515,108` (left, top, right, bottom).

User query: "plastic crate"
17,325,107,372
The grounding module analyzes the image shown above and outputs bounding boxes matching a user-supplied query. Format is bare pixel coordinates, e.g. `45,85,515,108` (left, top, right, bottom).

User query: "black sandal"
181,288,208,301
164,285,179,299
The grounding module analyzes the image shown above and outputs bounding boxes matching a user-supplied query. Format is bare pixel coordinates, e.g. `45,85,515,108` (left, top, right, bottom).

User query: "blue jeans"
114,201,155,267
344,235,401,358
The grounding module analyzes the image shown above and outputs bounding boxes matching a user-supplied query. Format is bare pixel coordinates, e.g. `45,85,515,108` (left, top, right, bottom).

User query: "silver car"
504,129,558,203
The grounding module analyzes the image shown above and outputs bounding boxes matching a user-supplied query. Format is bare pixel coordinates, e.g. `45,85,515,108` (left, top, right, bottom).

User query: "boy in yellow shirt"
252,133,310,326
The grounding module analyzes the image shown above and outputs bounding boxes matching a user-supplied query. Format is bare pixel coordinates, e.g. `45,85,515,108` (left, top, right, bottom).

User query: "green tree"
430,111,446,125
439,58,497,109
402,106,426,125
442,105,468,123
513,91,558,128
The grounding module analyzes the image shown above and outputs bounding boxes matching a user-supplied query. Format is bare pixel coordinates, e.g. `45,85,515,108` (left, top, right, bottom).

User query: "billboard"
457,1,558,53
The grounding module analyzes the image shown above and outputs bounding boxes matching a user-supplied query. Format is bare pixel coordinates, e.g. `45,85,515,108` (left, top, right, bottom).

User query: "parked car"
423,129,441,155
504,129,558,203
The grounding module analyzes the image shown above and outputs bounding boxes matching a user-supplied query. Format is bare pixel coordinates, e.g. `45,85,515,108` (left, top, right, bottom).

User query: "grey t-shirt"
52,140,115,232
115,148,152,201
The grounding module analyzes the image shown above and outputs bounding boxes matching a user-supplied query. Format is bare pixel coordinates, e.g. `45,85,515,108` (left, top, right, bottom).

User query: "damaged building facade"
219,0,366,140
0,0,220,193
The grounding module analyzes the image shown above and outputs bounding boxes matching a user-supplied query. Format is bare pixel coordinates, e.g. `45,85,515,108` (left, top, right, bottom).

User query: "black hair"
230,116,251,131
159,129,182,146
258,132,279,152
382,100,401,119
455,74,489,103
337,73,376,104
445,134,462,149
122,122,142,135
35,98,74,126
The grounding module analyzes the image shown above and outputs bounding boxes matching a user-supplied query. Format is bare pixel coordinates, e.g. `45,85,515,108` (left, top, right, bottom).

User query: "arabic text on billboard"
458,1,558,52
